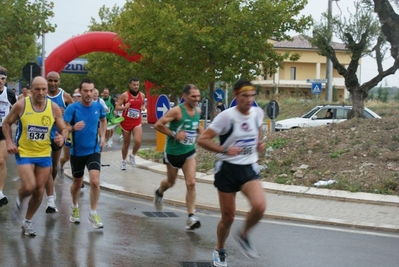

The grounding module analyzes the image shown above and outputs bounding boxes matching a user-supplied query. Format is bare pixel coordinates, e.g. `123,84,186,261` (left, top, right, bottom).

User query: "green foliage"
114,0,312,96
266,138,288,149
330,148,350,158
0,0,56,80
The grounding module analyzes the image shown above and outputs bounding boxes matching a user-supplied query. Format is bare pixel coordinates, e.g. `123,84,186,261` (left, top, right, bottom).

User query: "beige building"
253,35,353,101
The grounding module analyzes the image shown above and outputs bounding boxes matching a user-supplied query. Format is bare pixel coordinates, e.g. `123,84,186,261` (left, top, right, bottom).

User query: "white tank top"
0,86,12,127
208,106,264,165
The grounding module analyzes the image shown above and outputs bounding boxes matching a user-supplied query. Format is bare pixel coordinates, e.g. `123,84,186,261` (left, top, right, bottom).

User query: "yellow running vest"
17,98,54,157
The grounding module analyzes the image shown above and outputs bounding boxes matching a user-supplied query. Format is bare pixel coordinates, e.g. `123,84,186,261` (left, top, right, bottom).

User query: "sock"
48,195,54,201
0,191,4,198
72,204,79,208
24,219,31,223
90,210,97,215
156,189,163,197
188,213,194,218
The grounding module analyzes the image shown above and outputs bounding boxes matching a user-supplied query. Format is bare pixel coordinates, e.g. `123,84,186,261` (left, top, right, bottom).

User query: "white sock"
72,204,79,208
0,191,4,198
90,210,97,215
48,195,54,201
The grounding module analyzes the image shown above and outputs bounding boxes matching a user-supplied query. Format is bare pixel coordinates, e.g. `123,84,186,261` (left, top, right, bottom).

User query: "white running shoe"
46,198,58,213
129,154,136,167
185,215,201,230
121,160,127,170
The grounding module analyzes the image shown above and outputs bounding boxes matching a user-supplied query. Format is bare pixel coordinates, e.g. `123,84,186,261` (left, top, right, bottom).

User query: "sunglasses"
0,76,6,80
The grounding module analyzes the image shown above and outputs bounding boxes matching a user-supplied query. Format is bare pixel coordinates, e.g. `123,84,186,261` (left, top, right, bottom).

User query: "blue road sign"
155,94,170,120
214,89,225,102
229,98,258,108
311,83,322,94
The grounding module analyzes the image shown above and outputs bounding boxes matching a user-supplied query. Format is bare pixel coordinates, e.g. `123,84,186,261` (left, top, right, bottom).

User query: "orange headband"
236,85,255,94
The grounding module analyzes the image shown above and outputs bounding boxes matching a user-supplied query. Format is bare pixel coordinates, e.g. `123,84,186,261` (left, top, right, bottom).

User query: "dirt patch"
257,117,399,195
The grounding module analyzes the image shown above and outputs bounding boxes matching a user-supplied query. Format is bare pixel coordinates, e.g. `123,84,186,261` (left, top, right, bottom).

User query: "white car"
275,105,381,131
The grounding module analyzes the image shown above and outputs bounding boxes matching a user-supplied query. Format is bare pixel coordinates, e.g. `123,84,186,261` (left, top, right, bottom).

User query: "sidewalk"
64,150,399,232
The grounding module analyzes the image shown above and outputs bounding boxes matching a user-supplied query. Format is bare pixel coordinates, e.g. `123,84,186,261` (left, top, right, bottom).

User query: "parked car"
275,105,381,131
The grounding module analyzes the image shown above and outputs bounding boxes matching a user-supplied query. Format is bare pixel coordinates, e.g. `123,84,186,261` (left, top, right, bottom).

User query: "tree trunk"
208,81,216,120
349,84,367,118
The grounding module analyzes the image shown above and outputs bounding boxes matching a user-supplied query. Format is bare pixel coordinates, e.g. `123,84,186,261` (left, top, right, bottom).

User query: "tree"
0,0,56,80
84,5,137,93
114,0,312,113
309,0,399,118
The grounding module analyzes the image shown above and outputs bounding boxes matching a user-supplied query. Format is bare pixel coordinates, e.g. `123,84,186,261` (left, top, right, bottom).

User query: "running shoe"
0,196,8,207
185,215,201,231
21,220,36,236
213,248,228,267
129,154,136,167
70,206,80,223
45,198,58,213
10,198,22,226
234,232,260,258
154,190,163,211
121,160,126,170
88,213,104,229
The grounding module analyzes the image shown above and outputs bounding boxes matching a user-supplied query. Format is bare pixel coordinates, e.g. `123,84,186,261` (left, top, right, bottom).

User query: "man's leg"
181,157,197,214
121,129,132,161
89,169,101,211
25,166,51,220
239,179,266,237
158,164,178,195
216,191,236,250
131,125,143,156
0,141,8,206
45,149,62,213
70,176,83,206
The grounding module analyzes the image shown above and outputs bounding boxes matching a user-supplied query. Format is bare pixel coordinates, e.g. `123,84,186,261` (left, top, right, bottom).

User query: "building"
253,35,353,101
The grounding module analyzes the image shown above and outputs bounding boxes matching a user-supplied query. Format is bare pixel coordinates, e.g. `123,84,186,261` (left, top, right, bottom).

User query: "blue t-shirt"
63,101,106,156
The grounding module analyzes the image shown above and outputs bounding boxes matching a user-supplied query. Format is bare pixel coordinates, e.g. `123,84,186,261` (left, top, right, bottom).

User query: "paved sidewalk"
64,151,399,232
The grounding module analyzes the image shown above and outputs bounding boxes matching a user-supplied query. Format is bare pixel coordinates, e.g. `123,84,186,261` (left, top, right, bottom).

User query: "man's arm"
115,93,129,111
141,92,146,111
99,117,107,150
2,101,23,154
154,107,182,139
63,91,74,106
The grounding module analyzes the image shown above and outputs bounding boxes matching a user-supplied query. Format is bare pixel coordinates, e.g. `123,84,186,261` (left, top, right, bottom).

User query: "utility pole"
326,0,333,102
40,0,46,76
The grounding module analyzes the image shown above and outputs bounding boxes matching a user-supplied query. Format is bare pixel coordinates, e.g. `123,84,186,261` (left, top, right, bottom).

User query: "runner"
3,76,67,236
115,77,146,170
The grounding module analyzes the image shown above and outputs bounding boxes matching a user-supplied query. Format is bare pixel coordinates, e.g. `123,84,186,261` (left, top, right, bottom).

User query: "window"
290,67,296,80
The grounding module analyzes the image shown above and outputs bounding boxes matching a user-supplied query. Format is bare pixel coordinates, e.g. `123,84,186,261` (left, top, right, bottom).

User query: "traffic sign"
213,89,225,101
306,78,327,83
266,100,279,119
229,98,258,108
155,94,170,120
311,83,322,94
22,62,40,82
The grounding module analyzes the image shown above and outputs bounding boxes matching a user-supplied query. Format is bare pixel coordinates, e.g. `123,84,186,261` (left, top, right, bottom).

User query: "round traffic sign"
155,94,170,120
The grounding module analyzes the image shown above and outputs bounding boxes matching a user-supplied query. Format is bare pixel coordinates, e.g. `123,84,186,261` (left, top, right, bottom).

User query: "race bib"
127,108,140,119
180,130,197,145
0,111,4,123
27,125,49,141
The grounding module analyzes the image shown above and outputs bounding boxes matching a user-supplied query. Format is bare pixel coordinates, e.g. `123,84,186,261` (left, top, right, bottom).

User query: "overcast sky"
45,0,398,86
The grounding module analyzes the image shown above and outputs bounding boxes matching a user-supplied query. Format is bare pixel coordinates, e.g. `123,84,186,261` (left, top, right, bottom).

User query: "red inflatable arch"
45,31,158,123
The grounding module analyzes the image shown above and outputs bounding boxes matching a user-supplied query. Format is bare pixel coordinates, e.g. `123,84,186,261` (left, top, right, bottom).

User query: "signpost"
266,100,279,132
155,94,170,120
155,94,170,152
213,89,225,102
22,63,40,82
311,83,322,94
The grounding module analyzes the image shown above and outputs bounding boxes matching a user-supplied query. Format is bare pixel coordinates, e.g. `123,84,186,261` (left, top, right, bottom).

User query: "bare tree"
309,0,398,118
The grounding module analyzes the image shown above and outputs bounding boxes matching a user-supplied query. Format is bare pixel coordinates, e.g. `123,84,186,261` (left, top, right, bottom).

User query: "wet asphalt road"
1,123,399,266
